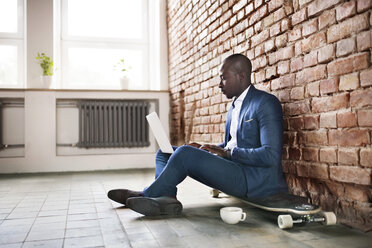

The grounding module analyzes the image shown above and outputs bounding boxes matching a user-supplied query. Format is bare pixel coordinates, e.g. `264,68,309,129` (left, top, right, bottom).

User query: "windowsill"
0,88,169,93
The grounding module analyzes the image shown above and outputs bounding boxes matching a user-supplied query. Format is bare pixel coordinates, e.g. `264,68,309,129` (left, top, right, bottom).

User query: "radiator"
77,100,150,148
0,101,2,149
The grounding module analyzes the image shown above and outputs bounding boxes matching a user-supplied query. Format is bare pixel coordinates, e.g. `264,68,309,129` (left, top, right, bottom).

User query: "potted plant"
35,52,54,88
114,58,130,89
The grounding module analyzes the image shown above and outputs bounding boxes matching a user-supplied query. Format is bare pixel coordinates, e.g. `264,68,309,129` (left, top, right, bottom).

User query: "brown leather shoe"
126,196,183,216
107,189,142,205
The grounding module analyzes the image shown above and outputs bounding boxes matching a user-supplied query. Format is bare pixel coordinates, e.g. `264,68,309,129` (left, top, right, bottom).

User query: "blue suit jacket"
221,85,288,198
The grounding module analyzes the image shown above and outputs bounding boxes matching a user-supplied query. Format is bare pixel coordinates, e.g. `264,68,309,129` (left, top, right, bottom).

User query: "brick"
345,185,369,202
269,0,285,12
303,18,318,37
254,0,263,9
338,148,359,165
312,93,349,113
283,131,297,145
254,70,265,83
289,117,304,130
336,1,356,21
320,148,337,163
255,44,265,57
358,109,372,127
251,30,270,47
232,0,248,13
290,86,304,100
264,39,275,53
289,147,301,160
350,88,372,108
302,147,319,161
271,74,295,90
277,60,289,75
297,163,329,180
301,32,326,53
318,44,335,63
298,130,328,146
327,13,369,43
288,27,302,42
273,7,286,22
245,2,254,15
249,5,268,26
303,115,319,130
319,10,336,30
270,22,281,37
303,50,318,68
357,0,372,12
327,52,369,76
339,72,359,91
357,30,371,52
299,0,312,6
252,56,269,72
275,34,288,48
291,8,307,25
329,130,369,147
277,89,290,102
360,148,372,167
290,57,303,72
337,111,357,128
330,166,371,185
320,112,337,128
266,66,277,80
285,100,310,116
308,0,342,17
281,16,290,30
306,81,320,97
320,78,338,95
296,65,327,85
269,46,294,65
336,38,356,57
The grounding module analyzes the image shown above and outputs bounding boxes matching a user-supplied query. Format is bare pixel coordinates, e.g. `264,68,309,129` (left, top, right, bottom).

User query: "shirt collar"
234,85,250,105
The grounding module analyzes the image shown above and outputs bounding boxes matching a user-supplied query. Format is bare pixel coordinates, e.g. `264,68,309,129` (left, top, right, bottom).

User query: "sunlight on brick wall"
167,0,371,228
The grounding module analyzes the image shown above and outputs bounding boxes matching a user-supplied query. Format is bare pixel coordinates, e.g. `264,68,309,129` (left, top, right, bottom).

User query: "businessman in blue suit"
108,54,288,216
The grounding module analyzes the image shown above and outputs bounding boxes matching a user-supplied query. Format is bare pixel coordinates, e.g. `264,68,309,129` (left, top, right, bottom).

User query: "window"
61,0,149,90
0,0,24,88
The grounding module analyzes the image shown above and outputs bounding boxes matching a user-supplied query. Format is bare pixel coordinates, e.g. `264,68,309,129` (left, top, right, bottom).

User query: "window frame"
0,0,25,88
60,0,150,90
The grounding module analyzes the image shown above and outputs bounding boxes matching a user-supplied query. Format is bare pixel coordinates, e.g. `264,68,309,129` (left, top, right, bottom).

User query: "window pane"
64,47,144,89
67,0,143,39
0,45,18,85
0,0,18,33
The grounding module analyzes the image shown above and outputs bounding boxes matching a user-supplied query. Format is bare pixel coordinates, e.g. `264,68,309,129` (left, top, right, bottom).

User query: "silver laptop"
146,112,174,154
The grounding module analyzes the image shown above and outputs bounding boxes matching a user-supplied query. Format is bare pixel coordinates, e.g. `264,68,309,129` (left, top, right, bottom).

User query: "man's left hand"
200,144,229,158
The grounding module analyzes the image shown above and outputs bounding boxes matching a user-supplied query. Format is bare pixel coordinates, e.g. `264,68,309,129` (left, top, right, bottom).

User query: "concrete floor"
0,169,371,248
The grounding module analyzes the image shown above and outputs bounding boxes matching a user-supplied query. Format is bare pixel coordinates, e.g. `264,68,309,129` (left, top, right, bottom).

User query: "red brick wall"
167,0,371,228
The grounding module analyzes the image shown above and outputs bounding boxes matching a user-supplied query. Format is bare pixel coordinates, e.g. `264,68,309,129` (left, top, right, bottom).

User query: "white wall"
27,0,54,88
0,89,170,173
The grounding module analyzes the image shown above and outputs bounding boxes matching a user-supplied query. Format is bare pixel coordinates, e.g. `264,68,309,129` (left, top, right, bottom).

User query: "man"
108,54,288,216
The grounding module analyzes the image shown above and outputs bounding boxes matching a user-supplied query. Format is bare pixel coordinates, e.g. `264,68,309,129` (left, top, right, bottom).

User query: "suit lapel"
225,105,233,146
238,85,255,127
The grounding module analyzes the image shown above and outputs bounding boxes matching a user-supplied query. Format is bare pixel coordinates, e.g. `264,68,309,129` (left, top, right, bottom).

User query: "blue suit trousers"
143,145,248,199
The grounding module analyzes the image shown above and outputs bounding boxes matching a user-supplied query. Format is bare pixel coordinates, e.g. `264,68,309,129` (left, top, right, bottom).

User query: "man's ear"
238,72,246,83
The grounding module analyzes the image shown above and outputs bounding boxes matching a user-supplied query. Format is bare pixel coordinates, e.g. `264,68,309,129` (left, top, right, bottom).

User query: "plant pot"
120,76,129,89
41,76,52,88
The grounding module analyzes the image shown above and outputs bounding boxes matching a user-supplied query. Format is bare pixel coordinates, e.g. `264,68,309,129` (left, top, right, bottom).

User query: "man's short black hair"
224,54,252,79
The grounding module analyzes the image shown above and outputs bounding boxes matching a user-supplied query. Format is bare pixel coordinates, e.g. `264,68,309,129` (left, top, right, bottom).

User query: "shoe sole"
127,197,183,216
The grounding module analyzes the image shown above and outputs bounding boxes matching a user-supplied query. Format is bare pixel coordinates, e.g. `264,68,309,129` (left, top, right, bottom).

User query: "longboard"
212,190,337,229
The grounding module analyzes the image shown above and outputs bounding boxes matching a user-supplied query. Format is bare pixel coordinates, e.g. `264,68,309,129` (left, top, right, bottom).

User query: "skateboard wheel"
323,212,337,225
210,189,220,198
277,215,293,229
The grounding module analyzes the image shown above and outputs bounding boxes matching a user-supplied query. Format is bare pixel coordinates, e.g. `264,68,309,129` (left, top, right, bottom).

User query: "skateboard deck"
212,190,337,229
240,192,321,215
